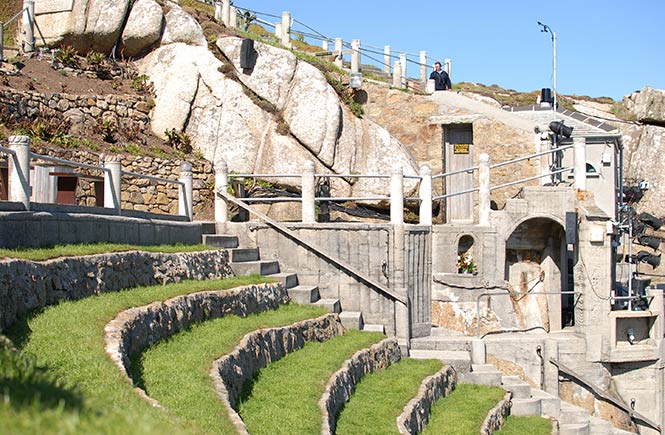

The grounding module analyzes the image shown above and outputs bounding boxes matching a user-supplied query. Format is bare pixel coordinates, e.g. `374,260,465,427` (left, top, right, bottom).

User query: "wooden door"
444,124,474,222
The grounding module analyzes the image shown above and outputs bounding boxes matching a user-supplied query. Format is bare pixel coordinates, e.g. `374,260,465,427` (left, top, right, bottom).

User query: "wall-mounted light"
627,327,635,344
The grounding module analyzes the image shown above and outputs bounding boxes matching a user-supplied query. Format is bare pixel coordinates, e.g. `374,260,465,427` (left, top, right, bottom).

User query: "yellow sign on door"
453,143,470,154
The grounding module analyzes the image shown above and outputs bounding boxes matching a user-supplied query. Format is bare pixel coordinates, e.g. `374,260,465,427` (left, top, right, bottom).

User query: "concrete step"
611,428,636,435
363,324,386,334
339,311,364,330
559,404,590,425
199,221,217,235
559,423,590,435
202,234,239,248
409,349,471,373
229,248,260,263
530,388,561,418
510,397,542,416
268,272,299,289
409,335,471,352
501,376,532,399
460,364,502,386
231,260,280,276
588,416,613,435
287,285,320,304
314,298,341,313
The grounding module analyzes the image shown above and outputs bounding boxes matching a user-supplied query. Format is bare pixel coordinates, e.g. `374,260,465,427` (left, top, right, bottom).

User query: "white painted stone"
120,0,164,58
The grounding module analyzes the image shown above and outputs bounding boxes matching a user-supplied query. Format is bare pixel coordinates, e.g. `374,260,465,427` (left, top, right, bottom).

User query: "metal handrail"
1,7,27,61
230,173,301,178
489,144,574,169
0,145,17,157
121,170,183,186
476,290,581,337
432,166,479,180
433,186,479,201
31,152,110,173
489,167,573,191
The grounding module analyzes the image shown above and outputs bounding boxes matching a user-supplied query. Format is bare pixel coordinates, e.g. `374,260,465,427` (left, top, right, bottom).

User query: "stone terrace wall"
480,392,512,435
104,283,291,405
211,314,345,435
0,250,232,331
397,365,457,435
320,337,402,435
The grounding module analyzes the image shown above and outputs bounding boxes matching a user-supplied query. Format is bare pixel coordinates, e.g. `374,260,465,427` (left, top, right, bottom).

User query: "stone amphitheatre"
2,1,665,434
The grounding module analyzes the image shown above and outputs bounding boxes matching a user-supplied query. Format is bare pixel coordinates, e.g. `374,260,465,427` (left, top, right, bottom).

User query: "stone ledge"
480,391,512,435
0,250,233,331
319,337,402,435
397,364,457,435
104,282,290,407
210,313,345,435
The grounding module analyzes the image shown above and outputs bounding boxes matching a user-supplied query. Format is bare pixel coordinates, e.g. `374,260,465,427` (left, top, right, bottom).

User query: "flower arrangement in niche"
457,252,477,274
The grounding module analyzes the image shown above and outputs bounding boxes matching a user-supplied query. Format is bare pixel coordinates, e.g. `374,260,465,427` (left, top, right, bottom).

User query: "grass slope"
336,358,443,435
2,276,270,435
136,303,328,434
237,330,386,435
495,416,553,435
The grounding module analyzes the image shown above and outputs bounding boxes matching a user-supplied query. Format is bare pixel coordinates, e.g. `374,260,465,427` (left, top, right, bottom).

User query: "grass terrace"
495,416,553,435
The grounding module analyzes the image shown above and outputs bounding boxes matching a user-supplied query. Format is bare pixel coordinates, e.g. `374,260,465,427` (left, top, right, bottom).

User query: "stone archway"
505,217,569,332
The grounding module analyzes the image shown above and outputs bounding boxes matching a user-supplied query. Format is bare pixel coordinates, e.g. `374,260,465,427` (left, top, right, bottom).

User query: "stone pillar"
322,40,328,51
393,224,410,352
426,79,435,94
334,37,343,68
221,0,231,27
302,160,316,223
392,60,401,88
471,339,486,364
275,23,282,40
281,11,291,47
444,58,452,78
215,161,229,224
229,6,237,29
384,45,391,73
419,165,432,226
391,166,404,225
420,51,427,87
179,162,193,220
103,155,122,212
22,0,35,53
574,137,587,190
8,135,31,210
478,153,491,226
351,39,360,74
543,340,559,396
214,1,222,22
536,133,549,186
400,53,407,89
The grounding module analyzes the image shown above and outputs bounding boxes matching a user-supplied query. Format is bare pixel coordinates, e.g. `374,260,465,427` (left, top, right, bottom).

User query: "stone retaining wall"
319,337,402,435
210,314,345,435
480,392,512,435
0,250,232,331
104,283,290,406
397,365,458,435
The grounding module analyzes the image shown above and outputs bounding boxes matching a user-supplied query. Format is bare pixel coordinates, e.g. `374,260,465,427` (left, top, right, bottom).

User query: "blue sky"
233,0,664,101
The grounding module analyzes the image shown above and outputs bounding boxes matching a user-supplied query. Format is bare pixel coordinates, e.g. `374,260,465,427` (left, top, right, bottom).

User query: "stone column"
302,160,316,223
543,340,559,396
103,155,122,212
426,79,435,94
8,135,31,210
574,137,587,190
400,53,407,89
322,40,329,51
22,0,35,53
214,1,222,22
334,38,343,68
419,165,432,226
392,60,401,88
391,166,404,225
179,162,193,220
221,0,231,27
351,39,360,74
384,45,391,73
215,160,229,224
478,153,491,226
471,339,486,364
229,6,237,29
536,132,549,186
393,224,410,352
420,51,427,87
444,58,452,78
275,23,282,40
281,11,291,47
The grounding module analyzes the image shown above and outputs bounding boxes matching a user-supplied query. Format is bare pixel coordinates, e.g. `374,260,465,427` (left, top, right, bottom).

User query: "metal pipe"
432,165,479,180
0,145,17,157
230,173,301,178
31,152,110,173
433,186,479,201
316,173,391,179
489,167,572,191
489,144,574,169
121,170,184,186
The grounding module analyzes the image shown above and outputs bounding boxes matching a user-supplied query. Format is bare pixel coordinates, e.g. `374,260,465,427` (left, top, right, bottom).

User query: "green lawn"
0,242,216,261
237,330,386,435
495,415,553,435
336,358,443,435
2,276,271,435
136,303,329,434
421,384,506,435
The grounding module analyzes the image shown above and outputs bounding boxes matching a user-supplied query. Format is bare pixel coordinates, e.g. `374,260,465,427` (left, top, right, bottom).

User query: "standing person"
429,61,452,91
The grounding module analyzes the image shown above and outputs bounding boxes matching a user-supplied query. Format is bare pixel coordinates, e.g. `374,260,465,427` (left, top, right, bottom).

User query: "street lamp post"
537,21,556,118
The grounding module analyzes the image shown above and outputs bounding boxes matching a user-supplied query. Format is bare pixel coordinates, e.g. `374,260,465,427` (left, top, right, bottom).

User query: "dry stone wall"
0,250,232,331
210,314,345,435
480,392,512,435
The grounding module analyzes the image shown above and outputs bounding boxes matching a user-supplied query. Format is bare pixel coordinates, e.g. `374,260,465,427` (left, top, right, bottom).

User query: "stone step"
501,376,532,399
559,404,590,425
268,272,299,289
611,428,636,435
287,285,320,304
314,298,341,313
530,388,561,418
460,364,502,386
231,260,280,276
339,311,364,330
199,221,217,235
588,416,613,435
409,335,471,352
408,349,471,373
362,324,386,334
510,397,542,416
229,248,260,263
559,423,590,435
202,234,239,248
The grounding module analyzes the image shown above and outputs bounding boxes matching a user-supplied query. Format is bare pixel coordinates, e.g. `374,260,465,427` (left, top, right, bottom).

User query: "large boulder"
624,124,665,214
120,0,164,58
34,0,131,53
160,3,207,48
625,86,665,126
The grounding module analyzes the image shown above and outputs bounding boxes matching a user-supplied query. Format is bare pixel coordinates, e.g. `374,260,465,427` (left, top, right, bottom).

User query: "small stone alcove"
457,234,476,274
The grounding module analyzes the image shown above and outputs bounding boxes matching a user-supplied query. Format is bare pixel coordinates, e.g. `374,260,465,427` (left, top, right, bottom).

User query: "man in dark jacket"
429,61,452,91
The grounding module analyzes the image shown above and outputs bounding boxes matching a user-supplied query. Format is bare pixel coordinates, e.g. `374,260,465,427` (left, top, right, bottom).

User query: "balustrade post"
400,53,407,89
391,166,404,225
444,58,452,79
221,0,231,27
275,22,282,40
215,160,229,224
229,6,237,29
179,162,193,220
302,160,316,223
536,132,549,186
392,60,401,88
8,135,31,210
22,0,35,53
478,153,491,226
103,155,122,213
334,37,343,68
321,40,328,51
383,45,391,73
574,137,587,190
419,51,427,87
351,39,360,73
419,165,432,226
281,11,291,48
214,1,222,22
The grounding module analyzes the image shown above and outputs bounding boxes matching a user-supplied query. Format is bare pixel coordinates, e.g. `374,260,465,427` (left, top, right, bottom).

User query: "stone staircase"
202,229,384,334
